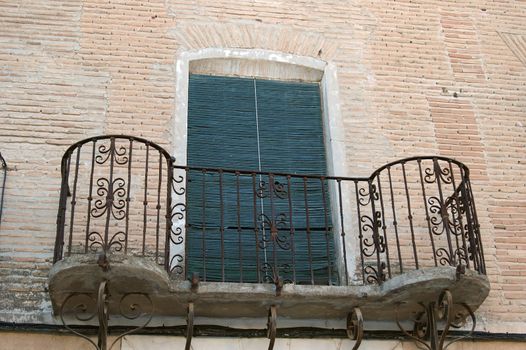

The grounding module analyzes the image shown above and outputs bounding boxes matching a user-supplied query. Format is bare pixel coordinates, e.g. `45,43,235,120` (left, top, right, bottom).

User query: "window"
185,74,337,285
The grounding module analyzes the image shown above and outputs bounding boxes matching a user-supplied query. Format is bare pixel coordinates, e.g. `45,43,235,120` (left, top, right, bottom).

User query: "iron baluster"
402,162,419,269
432,158,455,266
155,152,162,263
236,172,243,282
165,160,175,273
466,178,485,273
303,176,314,285
124,139,133,254
201,169,207,281
68,146,81,256
142,142,149,256
418,159,438,267
448,160,469,269
219,169,225,282
368,179,384,283
321,177,333,283
103,137,116,255
354,180,365,285
459,172,479,272
387,167,403,274
286,175,296,283
252,173,262,283
376,175,391,279
55,150,71,262
338,179,349,286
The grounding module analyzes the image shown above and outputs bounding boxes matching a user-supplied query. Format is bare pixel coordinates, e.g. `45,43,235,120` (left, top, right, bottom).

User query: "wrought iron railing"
53,135,174,270
54,136,485,286
172,156,485,286
0,152,6,228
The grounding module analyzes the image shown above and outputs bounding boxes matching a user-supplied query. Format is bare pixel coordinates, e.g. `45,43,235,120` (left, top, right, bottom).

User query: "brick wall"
0,0,525,333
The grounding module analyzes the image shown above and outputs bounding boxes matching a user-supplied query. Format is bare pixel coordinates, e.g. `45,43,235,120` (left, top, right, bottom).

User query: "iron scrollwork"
59,281,153,350
255,176,293,288
428,191,470,268
358,182,386,284
88,231,126,254
258,212,290,251
424,160,452,185
396,289,476,350
91,178,127,220
363,264,386,284
169,171,186,276
170,202,186,245
256,179,288,199
95,142,129,166
169,254,184,276
86,140,130,256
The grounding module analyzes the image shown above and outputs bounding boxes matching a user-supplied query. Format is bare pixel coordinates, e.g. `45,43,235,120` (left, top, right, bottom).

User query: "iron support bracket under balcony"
59,280,154,350
396,289,476,350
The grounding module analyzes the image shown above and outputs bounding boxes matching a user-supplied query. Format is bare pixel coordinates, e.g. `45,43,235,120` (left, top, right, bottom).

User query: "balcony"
49,135,489,349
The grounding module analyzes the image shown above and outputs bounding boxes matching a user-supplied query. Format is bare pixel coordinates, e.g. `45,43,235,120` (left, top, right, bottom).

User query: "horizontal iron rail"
173,155,470,182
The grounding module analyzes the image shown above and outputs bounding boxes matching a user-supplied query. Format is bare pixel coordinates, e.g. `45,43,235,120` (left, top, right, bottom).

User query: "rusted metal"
267,305,277,350
346,307,364,350
178,157,485,286
190,272,199,292
395,289,476,350
59,280,153,350
185,303,194,350
53,138,485,287
53,135,173,271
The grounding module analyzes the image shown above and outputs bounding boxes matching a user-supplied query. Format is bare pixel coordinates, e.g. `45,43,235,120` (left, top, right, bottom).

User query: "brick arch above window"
172,22,339,61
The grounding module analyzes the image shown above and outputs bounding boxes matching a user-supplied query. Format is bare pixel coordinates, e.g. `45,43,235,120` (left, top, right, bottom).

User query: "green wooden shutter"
186,74,336,285
255,79,335,285
186,75,259,282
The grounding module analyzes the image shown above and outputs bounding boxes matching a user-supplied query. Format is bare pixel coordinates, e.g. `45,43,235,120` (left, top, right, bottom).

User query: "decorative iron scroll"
54,135,173,271
257,176,295,288
59,281,153,350
357,181,386,284
168,167,186,277
256,179,288,199
395,289,476,350
258,212,290,251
